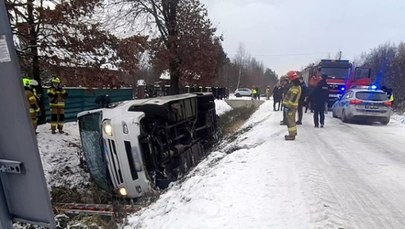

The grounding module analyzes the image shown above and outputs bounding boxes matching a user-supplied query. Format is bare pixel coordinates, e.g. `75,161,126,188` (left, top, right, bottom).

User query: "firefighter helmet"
287,71,298,81
51,76,61,84
22,78,31,87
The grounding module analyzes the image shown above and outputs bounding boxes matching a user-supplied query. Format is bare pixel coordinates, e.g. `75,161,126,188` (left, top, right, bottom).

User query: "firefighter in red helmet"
283,71,302,140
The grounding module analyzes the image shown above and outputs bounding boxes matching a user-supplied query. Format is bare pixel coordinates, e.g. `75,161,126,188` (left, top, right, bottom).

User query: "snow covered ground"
37,123,90,190
36,98,405,228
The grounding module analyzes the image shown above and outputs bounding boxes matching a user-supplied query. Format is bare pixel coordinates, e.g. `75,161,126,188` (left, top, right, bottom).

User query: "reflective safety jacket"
47,87,68,108
25,89,40,115
283,85,301,109
389,93,394,102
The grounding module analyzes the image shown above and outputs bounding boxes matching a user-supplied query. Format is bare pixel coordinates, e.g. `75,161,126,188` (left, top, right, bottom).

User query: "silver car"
332,87,392,125
234,88,252,97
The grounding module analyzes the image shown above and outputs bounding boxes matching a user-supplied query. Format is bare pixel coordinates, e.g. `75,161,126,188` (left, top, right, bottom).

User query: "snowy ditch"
16,99,262,228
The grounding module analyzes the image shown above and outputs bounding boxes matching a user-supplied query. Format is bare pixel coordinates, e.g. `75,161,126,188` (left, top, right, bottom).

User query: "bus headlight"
103,119,113,136
119,187,127,196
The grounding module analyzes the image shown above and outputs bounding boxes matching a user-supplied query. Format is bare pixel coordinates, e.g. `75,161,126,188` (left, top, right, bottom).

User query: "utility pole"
236,66,241,89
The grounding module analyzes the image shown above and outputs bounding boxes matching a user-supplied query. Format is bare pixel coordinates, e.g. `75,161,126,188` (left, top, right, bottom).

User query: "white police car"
332,86,392,125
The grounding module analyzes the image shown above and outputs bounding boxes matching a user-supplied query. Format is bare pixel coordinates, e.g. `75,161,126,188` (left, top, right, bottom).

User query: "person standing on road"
310,74,329,128
296,76,307,125
305,75,320,113
272,83,283,111
283,71,301,140
279,77,290,125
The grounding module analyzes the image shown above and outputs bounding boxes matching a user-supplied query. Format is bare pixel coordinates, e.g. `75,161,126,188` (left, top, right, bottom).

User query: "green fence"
41,87,133,122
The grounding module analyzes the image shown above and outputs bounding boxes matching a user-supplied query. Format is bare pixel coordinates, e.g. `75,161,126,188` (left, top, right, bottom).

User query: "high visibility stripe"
50,103,65,107
283,86,301,109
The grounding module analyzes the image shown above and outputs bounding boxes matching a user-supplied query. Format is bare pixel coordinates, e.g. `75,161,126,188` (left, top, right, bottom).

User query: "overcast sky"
200,0,405,76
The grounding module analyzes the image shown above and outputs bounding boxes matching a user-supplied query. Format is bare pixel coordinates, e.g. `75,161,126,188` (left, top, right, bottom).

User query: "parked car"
234,88,252,97
332,86,392,125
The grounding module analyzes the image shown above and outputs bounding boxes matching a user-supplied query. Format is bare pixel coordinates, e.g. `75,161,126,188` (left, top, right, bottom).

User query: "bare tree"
359,43,396,88
105,0,224,94
7,0,147,122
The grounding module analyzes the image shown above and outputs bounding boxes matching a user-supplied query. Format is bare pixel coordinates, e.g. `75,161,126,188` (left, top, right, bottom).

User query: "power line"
227,51,330,57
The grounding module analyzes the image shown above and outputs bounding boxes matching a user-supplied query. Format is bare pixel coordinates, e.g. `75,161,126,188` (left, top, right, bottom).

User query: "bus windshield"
321,68,350,79
78,112,113,192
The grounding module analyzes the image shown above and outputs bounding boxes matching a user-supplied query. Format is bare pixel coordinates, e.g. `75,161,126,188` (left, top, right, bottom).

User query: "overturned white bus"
77,93,218,198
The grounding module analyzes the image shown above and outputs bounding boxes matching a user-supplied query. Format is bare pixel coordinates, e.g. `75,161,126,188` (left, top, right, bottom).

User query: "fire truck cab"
317,59,352,107
346,67,372,90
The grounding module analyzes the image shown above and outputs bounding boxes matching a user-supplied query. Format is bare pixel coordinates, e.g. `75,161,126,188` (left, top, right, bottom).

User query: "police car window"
356,92,387,101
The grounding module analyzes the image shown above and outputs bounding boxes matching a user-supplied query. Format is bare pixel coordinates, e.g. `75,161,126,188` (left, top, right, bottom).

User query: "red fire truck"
303,60,373,108
345,67,372,89
302,59,363,108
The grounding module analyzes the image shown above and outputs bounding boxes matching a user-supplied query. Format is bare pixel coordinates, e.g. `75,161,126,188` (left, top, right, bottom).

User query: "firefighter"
310,74,329,128
47,76,68,134
296,76,307,125
283,71,301,141
23,78,41,133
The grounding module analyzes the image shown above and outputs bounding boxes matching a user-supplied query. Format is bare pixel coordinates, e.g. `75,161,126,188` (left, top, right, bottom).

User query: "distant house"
46,66,132,88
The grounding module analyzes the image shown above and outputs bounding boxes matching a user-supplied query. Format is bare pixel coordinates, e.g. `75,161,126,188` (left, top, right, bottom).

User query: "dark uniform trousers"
297,101,304,122
313,103,325,127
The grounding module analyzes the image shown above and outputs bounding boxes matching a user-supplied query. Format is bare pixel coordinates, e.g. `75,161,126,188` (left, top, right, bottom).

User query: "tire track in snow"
293,133,351,229
298,119,405,228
